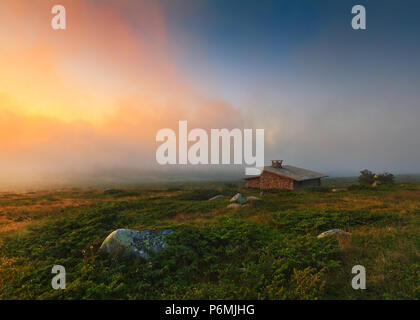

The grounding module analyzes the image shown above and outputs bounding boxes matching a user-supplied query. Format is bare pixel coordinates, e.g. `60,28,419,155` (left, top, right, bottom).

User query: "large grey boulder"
230,193,246,204
317,229,350,239
100,228,173,259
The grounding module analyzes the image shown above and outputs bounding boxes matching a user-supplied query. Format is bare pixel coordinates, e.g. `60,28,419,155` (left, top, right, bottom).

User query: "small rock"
100,228,173,259
227,203,242,209
246,196,261,201
332,188,346,192
317,229,350,239
230,193,246,204
208,195,224,201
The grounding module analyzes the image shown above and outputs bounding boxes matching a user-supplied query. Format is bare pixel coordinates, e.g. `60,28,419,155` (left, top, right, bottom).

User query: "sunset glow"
1,0,419,186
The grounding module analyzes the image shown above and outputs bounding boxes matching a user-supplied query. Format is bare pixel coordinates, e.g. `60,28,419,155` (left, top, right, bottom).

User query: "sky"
0,0,419,186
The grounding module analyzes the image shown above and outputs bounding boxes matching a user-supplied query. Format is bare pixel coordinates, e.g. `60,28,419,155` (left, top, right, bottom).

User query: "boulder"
317,229,350,239
208,195,224,201
246,196,261,201
100,228,173,259
230,193,246,204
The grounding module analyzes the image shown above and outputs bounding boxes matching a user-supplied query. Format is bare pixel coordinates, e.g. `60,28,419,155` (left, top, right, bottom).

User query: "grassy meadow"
0,180,419,299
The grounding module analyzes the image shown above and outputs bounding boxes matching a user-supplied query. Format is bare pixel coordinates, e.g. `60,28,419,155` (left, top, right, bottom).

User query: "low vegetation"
358,169,395,186
0,180,419,299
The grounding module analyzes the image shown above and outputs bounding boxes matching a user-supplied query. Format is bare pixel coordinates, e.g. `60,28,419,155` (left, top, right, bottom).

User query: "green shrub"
377,172,395,185
358,169,375,186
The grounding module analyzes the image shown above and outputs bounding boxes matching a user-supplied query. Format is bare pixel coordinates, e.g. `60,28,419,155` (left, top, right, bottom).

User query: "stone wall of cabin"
260,170,294,190
293,178,321,189
245,171,322,190
245,177,260,188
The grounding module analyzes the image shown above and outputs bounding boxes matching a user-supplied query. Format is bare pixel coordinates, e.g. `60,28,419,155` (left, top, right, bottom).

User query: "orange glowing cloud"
0,0,242,184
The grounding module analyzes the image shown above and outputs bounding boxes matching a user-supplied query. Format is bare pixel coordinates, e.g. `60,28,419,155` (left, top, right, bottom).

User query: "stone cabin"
245,160,327,190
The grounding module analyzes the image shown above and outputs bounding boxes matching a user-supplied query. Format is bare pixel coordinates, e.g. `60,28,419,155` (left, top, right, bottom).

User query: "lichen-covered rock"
100,228,173,259
230,193,246,204
208,195,224,201
317,229,350,239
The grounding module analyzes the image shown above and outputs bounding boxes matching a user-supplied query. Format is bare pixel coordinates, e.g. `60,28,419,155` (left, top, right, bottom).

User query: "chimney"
271,160,283,168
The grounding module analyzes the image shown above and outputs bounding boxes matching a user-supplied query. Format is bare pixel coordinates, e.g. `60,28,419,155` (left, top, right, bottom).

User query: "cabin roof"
264,165,327,181
245,165,327,181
